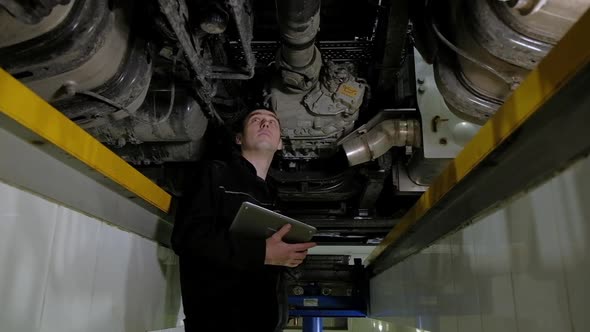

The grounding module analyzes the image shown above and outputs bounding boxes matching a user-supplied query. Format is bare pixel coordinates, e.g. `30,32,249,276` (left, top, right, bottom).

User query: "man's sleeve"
170,161,266,271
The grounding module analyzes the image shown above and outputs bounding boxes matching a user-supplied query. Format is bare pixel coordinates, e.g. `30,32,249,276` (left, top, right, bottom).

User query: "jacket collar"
234,154,259,177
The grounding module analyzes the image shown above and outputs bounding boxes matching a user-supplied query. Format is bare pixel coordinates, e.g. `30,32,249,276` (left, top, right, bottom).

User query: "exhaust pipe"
342,119,421,166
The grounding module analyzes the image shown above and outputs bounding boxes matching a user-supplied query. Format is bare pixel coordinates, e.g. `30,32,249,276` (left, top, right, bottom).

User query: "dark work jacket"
171,156,285,332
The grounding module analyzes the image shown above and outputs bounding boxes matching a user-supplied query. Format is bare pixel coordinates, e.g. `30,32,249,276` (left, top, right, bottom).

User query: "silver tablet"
229,201,317,243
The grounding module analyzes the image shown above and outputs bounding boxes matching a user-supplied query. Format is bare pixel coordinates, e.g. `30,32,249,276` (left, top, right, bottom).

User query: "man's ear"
235,133,243,145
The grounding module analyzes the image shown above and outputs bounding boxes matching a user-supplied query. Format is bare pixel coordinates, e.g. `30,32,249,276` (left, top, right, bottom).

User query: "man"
171,108,317,332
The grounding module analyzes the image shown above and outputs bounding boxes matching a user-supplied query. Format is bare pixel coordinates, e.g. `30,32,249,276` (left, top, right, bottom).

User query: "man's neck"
241,150,274,180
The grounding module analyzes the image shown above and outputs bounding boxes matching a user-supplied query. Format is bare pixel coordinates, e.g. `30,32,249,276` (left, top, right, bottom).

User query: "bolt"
510,76,522,91
116,137,126,148
63,80,77,97
418,86,426,94
439,138,448,145
417,78,425,84
506,0,543,15
199,4,228,34
511,0,533,9
293,286,304,296
431,115,449,133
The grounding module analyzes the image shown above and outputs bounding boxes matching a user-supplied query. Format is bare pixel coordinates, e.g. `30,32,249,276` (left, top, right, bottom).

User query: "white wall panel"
469,210,517,332
369,258,406,318
370,155,590,332
87,222,135,332
40,207,100,332
406,244,444,332
119,232,178,332
430,239,457,332
369,240,459,332
0,180,181,332
451,228,482,332
508,183,573,332
551,160,590,332
0,181,58,332
86,222,181,332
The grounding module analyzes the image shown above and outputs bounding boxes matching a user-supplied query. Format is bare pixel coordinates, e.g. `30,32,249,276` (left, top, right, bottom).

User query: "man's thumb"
273,224,291,240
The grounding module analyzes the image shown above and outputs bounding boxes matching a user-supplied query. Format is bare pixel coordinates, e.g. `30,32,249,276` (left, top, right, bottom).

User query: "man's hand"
265,224,317,267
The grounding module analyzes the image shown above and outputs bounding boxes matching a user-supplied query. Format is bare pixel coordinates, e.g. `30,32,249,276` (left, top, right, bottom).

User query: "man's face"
236,109,283,152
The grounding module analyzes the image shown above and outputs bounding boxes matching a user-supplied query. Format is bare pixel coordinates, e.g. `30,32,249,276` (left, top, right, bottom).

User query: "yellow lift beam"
0,69,172,213
367,9,590,267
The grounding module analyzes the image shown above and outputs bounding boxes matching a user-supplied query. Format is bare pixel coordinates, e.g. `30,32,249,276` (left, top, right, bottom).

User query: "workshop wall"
0,181,182,332
369,154,590,332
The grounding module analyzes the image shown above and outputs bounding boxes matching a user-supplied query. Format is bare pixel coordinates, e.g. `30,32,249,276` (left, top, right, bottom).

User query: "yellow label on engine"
339,84,358,98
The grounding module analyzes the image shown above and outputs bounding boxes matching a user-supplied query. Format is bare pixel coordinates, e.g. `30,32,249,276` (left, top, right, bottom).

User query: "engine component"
407,48,480,188
0,1,73,48
433,57,505,124
0,0,130,102
342,118,420,167
275,0,322,91
212,0,256,79
466,0,551,70
157,0,212,80
156,0,257,125
158,0,255,81
270,0,367,160
198,2,229,35
156,0,220,127
58,68,207,165
51,37,153,125
112,140,206,165
418,53,481,154
432,2,525,123
358,154,392,212
0,0,70,24
0,0,211,166
405,151,451,186
272,61,367,160
84,91,207,147
270,168,361,202
430,0,590,123
374,0,409,99
504,0,590,40
338,109,421,167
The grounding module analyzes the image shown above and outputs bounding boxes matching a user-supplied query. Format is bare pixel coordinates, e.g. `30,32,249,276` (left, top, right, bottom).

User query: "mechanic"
171,108,317,332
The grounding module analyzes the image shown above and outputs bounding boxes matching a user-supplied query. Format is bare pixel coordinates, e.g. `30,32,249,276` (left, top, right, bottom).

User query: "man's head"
235,109,283,154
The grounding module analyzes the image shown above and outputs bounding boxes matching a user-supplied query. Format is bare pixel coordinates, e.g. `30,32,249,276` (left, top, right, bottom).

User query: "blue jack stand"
302,317,322,332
